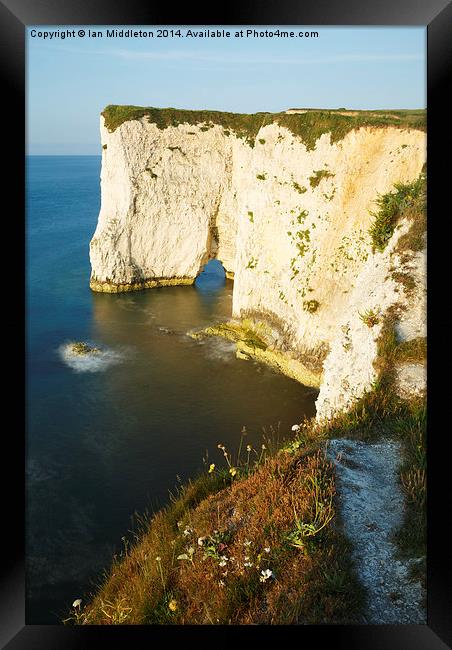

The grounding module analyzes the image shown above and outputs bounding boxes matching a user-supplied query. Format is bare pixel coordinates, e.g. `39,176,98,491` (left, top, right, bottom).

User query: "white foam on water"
190,336,237,363
58,341,125,373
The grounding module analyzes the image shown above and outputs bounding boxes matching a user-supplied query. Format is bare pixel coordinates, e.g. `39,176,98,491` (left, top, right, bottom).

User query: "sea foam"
58,341,124,373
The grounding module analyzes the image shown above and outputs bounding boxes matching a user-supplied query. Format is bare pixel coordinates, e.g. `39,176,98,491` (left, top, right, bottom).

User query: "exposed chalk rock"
396,363,427,399
90,108,426,418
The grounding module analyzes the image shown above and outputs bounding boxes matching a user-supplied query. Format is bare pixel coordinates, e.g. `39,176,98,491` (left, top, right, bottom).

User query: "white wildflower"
72,599,82,609
259,569,274,582
264,547,271,554
292,424,301,432
198,536,206,546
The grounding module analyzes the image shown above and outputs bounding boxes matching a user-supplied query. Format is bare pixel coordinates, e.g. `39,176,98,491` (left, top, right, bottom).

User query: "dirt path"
327,438,426,624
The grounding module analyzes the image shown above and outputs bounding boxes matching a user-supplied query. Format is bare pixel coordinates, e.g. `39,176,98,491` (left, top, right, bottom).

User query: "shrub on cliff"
369,172,426,253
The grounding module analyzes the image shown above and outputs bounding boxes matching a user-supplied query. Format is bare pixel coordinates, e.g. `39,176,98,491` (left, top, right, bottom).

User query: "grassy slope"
68,441,365,625
101,105,425,150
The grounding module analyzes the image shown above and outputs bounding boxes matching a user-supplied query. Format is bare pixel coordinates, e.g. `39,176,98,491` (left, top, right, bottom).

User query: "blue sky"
27,26,426,155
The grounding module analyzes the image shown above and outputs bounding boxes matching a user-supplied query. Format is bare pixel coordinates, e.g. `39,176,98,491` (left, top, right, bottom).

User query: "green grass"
392,402,426,563
369,172,426,252
101,105,425,150
359,308,380,328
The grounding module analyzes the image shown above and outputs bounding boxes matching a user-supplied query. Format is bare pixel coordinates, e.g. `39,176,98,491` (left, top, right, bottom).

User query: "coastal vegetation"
359,308,380,328
368,172,426,253
101,105,426,150
65,430,365,625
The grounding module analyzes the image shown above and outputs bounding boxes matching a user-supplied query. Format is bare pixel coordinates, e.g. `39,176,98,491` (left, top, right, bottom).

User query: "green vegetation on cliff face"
368,171,426,253
101,105,426,150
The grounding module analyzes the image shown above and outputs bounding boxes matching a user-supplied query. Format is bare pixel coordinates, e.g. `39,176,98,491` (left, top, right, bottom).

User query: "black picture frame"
3,0,451,646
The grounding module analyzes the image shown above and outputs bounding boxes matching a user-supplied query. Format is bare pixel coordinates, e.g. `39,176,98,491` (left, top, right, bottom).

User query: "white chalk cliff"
90,108,426,419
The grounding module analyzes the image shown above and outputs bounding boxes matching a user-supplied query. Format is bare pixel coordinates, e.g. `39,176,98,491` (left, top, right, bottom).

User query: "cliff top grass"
101,105,426,150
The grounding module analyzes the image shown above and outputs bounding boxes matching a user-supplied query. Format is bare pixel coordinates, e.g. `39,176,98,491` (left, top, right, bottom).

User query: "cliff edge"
89,106,426,419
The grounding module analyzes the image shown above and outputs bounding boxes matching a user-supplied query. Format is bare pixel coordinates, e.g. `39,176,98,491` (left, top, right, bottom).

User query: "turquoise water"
26,156,318,623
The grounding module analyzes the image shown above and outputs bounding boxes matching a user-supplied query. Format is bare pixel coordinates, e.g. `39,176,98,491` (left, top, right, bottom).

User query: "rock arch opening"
194,259,226,291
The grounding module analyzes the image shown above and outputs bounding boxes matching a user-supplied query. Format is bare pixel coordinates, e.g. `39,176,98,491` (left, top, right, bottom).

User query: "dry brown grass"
393,337,426,365
72,446,363,625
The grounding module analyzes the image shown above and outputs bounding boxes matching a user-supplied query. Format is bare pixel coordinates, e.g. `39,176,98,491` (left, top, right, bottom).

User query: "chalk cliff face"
90,110,426,419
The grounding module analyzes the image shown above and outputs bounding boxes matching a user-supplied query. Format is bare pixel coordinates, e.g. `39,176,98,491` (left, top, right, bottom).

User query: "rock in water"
70,342,100,356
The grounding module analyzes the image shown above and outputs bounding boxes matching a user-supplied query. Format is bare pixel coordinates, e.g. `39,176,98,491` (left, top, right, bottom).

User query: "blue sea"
26,155,317,623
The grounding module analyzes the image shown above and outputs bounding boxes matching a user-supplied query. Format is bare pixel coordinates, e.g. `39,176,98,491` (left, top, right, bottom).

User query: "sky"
26,26,426,155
